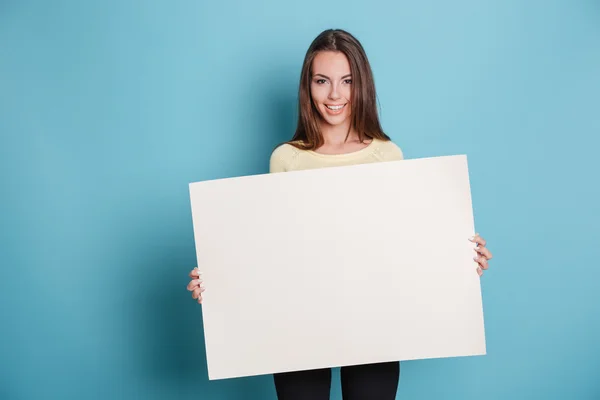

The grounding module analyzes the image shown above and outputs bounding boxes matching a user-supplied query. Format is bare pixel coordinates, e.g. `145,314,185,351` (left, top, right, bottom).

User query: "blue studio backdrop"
1,1,599,399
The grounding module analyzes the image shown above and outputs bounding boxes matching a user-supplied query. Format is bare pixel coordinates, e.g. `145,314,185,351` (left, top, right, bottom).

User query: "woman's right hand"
187,267,204,304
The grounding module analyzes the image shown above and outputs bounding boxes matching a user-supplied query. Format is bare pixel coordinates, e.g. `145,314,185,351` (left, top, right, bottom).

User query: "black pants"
273,361,400,400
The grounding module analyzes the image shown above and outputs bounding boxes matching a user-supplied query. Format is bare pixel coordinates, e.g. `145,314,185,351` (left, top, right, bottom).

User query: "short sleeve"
385,141,404,161
269,145,288,173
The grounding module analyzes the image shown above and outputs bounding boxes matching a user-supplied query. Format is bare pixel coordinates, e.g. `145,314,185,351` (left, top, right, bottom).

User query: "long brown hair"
287,29,390,150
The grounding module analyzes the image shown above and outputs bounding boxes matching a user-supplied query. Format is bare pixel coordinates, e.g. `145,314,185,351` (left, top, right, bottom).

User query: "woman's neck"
319,120,361,145
312,119,372,155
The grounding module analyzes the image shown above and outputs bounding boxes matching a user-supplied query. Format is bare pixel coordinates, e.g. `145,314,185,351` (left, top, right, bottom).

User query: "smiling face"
310,51,353,128
290,29,388,150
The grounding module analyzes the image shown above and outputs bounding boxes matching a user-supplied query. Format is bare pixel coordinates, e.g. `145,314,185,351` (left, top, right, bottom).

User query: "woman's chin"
319,112,351,127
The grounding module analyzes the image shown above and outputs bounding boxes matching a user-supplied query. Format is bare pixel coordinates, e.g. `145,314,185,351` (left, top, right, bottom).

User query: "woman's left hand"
469,233,493,277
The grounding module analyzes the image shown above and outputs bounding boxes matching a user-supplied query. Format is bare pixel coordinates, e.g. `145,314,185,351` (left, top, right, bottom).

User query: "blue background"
1,0,599,399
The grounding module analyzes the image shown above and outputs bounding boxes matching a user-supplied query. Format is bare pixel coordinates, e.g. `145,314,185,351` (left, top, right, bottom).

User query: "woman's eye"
316,79,326,84
344,79,352,84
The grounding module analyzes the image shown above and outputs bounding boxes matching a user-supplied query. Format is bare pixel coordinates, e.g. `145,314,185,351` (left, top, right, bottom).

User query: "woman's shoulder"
269,141,303,173
372,138,404,161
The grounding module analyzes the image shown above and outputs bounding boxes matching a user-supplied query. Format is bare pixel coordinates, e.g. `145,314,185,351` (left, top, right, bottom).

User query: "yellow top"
269,138,404,173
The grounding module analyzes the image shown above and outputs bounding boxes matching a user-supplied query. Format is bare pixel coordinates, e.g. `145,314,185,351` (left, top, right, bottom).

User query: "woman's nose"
328,84,341,100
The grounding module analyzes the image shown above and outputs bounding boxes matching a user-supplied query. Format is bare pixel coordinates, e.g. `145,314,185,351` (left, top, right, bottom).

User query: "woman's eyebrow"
313,73,352,79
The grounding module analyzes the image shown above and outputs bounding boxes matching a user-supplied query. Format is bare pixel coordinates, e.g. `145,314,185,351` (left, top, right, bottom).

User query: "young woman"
187,29,493,400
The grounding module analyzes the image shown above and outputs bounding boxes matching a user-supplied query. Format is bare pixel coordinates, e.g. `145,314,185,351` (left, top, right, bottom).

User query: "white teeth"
326,105,344,110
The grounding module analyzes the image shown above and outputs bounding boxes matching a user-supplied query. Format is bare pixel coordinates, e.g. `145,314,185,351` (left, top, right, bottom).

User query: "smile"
325,104,346,111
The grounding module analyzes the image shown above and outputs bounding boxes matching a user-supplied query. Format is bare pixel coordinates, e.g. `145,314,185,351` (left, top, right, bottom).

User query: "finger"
187,279,202,291
189,268,200,278
469,234,486,248
194,292,203,303
192,286,205,300
475,246,493,260
474,255,489,270
477,266,483,276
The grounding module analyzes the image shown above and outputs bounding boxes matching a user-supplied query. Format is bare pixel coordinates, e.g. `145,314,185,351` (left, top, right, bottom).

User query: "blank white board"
189,155,486,380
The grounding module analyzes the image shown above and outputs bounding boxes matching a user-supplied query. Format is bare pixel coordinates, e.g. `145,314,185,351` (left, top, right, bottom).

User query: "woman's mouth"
325,104,346,114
